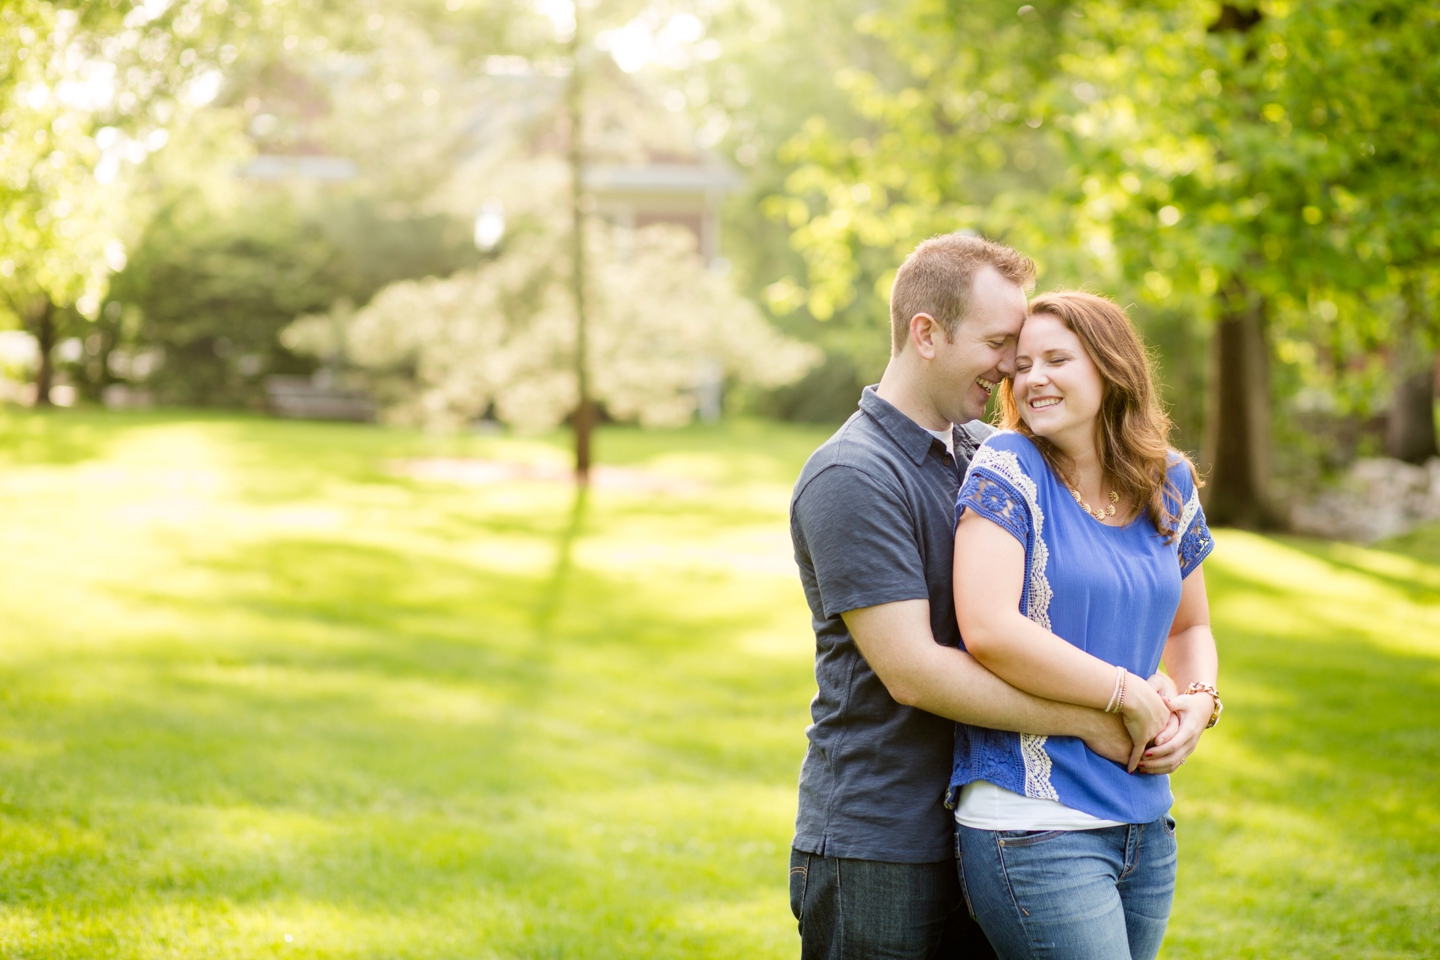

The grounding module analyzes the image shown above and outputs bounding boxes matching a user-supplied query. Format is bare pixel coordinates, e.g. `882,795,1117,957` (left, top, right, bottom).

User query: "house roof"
457,60,739,197
584,162,740,194
228,54,740,198
238,154,360,181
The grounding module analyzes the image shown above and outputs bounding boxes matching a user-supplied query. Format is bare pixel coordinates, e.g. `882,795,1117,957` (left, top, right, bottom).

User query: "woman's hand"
1118,673,1170,773
1137,692,1213,775
1145,672,1180,759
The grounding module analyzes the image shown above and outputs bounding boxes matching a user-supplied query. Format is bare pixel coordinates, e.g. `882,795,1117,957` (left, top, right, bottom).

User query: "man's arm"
842,599,1132,764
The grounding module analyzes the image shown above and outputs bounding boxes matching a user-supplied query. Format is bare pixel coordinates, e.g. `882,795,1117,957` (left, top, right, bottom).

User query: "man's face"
929,265,1028,423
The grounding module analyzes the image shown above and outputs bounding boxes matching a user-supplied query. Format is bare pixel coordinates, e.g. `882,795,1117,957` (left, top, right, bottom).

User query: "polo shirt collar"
859,385,946,466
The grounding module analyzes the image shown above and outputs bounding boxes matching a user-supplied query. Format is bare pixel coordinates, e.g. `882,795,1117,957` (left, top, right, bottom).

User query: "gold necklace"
1071,486,1119,521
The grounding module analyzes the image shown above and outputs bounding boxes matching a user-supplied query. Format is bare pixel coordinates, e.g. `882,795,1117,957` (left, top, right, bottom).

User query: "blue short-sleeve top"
947,431,1214,825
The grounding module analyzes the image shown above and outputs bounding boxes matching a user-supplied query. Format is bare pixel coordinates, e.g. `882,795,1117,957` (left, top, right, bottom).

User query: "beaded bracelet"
1104,665,1127,713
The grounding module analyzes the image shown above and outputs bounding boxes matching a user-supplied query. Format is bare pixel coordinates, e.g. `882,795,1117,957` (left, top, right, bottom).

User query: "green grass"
0,409,1436,958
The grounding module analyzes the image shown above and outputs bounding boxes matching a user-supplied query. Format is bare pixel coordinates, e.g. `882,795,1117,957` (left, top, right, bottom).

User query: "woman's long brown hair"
997,290,1199,542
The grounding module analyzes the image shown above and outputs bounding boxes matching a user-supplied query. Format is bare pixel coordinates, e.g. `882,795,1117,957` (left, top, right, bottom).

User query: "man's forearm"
906,642,1118,741
841,600,1133,763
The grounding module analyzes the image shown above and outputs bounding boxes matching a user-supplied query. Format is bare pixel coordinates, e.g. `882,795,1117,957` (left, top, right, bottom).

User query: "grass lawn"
0,409,1435,959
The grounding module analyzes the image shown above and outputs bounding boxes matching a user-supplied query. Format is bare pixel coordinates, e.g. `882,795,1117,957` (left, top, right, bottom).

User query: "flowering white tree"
283,223,819,430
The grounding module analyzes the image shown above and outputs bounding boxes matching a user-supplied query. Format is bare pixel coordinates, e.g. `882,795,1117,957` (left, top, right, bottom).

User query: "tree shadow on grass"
1271,534,1440,605
0,506,804,952
533,484,588,636
0,408,115,465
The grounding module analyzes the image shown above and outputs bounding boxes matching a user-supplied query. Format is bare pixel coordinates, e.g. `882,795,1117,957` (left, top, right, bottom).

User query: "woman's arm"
954,509,1170,772
1138,566,1219,774
839,600,1132,763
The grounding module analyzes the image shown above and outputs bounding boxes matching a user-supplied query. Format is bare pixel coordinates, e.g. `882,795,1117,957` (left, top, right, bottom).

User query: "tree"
1058,0,1440,518
106,108,482,407
282,224,818,430
768,0,1440,525
731,0,1072,417
0,0,297,403
0,3,127,403
566,5,597,481
670,0,911,420
61,0,551,406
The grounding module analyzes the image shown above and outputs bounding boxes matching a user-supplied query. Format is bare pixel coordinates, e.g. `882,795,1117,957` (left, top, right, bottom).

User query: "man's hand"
1077,672,1178,767
1078,711,1132,765
1137,692,1213,775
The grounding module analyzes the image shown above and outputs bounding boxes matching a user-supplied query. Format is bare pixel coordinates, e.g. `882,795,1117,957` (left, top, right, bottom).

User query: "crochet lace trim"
1177,484,1201,541
1176,484,1213,577
965,443,1059,801
1019,732,1060,801
967,445,1053,630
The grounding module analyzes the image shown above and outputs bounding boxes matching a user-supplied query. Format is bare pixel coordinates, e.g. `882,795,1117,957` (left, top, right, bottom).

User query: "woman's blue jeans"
956,817,1177,960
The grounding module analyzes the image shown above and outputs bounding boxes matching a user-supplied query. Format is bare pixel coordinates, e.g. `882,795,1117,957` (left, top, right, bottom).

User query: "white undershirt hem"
953,780,1124,831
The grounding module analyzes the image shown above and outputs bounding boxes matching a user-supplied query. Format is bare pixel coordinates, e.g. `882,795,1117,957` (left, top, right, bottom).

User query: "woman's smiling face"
1013,311,1105,448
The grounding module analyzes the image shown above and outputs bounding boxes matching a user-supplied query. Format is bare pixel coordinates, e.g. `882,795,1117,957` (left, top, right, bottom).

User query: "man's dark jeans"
790,848,997,960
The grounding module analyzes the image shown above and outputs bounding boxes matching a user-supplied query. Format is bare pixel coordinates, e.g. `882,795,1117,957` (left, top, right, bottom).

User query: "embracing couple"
788,233,1220,960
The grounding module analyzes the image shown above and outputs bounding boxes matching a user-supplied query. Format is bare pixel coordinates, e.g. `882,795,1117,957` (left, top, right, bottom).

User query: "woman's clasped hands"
1131,673,1212,775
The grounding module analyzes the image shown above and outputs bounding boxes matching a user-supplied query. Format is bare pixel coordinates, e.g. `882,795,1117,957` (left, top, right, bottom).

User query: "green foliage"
659,0,904,419
0,409,1438,957
725,0,1084,409
0,2,125,324
1056,0,1440,410
0,0,307,314
108,188,481,406
758,0,1440,450
0,0,540,403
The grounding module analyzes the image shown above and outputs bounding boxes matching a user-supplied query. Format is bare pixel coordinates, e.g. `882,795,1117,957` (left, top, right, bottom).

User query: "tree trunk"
1387,364,1439,463
1385,285,1438,464
566,14,593,486
1202,280,1277,528
83,320,119,403
31,299,56,407
1199,9,1270,525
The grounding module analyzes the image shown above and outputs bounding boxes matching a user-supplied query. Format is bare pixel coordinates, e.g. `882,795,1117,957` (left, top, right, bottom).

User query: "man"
787,234,1135,959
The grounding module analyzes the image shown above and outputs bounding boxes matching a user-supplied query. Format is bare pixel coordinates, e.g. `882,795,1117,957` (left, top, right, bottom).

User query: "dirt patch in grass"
389,458,707,495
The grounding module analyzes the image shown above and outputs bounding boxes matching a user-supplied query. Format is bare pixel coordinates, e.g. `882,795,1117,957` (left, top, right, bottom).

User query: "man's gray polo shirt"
790,385,992,863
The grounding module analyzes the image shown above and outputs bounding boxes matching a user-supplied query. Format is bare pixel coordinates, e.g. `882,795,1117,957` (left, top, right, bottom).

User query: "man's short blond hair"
889,233,1036,354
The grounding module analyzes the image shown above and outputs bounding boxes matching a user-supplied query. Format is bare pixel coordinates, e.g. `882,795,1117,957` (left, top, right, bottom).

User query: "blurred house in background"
451,58,740,267
234,61,360,184
233,56,738,262
239,154,358,181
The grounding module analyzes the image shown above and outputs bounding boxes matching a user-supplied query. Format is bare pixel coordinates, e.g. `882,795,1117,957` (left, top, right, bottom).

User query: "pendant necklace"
1071,486,1119,521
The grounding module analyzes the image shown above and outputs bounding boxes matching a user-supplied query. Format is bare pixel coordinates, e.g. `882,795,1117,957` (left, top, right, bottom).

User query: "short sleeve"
1169,459,1214,579
955,442,1033,550
792,466,928,618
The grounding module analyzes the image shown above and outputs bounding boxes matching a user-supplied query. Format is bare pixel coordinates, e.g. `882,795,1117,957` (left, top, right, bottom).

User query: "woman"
949,291,1220,960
